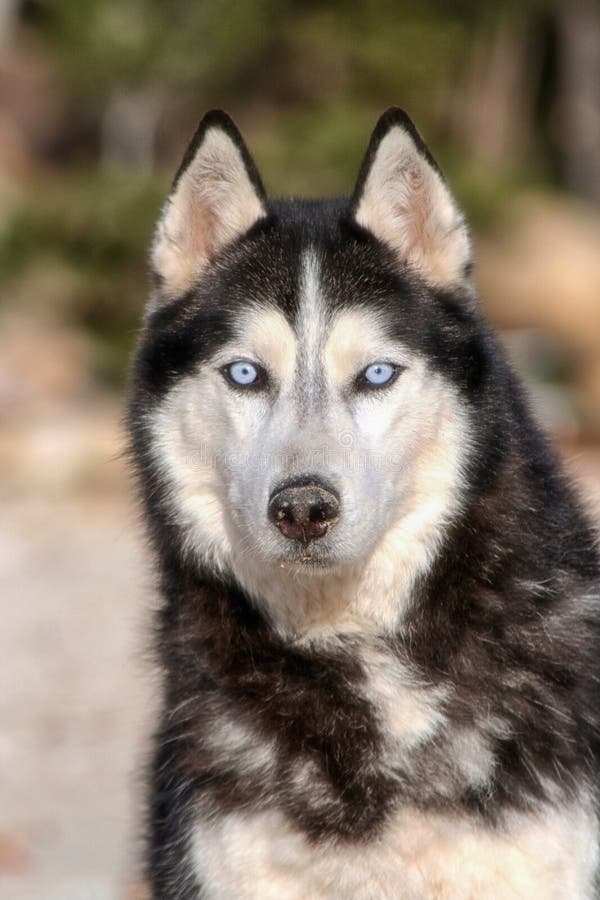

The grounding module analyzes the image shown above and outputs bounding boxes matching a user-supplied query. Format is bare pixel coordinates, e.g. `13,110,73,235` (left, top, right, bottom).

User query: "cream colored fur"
190,801,599,899
355,127,471,287
151,127,265,303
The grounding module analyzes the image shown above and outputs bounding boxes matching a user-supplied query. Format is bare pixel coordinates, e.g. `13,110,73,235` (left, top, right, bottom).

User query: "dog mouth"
274,541,343,572
279,555,330,569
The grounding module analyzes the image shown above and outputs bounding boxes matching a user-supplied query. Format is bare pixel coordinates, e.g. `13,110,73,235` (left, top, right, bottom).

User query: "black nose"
268,480,340,543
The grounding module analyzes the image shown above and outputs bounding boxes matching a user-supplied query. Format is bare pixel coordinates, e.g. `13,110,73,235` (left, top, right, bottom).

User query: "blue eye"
225,360,263,387
363,362,397,387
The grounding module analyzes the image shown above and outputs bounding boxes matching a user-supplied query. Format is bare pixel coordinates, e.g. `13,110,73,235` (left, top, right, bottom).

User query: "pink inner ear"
354,127,470,287
191,203,213,260
394,166,431,259
151,123,267,302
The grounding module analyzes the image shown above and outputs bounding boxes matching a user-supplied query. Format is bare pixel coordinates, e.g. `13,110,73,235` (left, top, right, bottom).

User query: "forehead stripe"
294,250,330,406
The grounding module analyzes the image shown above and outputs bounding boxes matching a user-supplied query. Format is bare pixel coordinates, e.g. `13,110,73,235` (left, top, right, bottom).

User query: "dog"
128,108,600,898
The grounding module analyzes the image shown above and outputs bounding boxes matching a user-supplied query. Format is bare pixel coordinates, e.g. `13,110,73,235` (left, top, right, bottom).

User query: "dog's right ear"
151,110,267,304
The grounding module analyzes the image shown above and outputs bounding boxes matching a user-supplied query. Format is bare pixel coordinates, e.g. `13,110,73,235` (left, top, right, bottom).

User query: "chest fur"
181,640,464,838
189,803,598,899
167,604,598,895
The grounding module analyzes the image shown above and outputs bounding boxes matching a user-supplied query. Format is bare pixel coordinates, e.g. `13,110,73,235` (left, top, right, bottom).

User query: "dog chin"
274,544,348,574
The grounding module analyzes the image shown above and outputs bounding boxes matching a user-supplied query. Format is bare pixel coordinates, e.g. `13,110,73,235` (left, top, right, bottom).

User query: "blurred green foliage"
0,0,569,386
1,172,164,383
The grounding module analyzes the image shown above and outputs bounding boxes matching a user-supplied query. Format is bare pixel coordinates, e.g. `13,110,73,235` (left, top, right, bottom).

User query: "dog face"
132,109,483,630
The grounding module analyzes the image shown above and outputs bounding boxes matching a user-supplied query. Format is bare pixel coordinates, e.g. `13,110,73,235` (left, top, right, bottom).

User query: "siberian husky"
128,108,600,898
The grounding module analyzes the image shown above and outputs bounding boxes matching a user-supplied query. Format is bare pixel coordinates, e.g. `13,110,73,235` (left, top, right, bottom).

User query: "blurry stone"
576,358,600,434
0,312,127,496
500,329,580,437
123,881,151,900
0,829,30,874
0,312,94,410
476,194,600,433
0,399,127,497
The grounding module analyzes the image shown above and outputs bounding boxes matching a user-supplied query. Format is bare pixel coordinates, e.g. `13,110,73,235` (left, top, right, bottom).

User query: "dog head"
130,109,488,632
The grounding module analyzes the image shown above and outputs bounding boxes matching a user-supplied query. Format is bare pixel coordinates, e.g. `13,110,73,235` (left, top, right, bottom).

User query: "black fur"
128,109,600,897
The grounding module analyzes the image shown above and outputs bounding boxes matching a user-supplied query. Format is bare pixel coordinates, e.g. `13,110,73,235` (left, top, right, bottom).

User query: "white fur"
190,802,599,898
355,126,471,287
295,250,330,391
203,705,278,780
357,643,448,753
354,643,497,798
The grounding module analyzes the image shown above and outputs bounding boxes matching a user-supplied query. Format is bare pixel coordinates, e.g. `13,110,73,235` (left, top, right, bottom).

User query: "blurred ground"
0,378,156,900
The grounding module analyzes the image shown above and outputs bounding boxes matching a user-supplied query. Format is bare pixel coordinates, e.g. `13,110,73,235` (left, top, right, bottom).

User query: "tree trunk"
556,0,600,203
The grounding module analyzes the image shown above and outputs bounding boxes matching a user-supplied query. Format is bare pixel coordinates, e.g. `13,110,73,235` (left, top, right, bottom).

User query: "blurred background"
1,1,599,897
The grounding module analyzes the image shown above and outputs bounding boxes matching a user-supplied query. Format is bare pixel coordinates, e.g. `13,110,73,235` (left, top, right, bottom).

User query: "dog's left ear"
351,108,471,288
151,110,267,304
